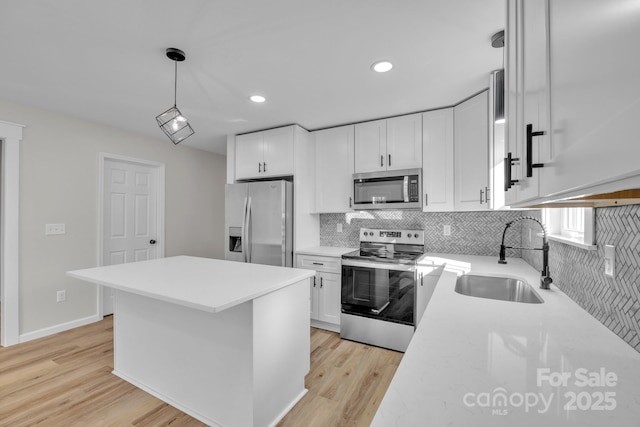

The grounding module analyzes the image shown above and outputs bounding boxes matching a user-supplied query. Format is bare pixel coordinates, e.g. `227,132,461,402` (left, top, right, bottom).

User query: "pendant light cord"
173,60,178,108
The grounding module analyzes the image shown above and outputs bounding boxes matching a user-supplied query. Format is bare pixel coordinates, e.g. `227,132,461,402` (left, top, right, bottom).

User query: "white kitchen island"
67,256,315,427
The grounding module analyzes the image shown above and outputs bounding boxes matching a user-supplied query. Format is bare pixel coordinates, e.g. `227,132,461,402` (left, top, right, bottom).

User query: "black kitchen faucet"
498,216,553,290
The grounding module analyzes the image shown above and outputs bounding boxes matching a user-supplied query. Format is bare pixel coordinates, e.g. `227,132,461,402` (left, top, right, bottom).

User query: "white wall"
0,99,226,336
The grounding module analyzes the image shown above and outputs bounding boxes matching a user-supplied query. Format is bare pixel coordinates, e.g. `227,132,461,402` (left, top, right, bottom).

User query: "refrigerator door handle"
241,196,249,263
245,196,252,263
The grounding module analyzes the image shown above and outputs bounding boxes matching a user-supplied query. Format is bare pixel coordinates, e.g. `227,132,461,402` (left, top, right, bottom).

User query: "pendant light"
156,48,195,144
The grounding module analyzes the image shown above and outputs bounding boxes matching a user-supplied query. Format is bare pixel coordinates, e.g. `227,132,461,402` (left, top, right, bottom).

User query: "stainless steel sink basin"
455,275,543,304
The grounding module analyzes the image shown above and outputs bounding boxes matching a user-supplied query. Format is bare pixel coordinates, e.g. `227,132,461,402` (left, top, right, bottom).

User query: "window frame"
542,207,596,250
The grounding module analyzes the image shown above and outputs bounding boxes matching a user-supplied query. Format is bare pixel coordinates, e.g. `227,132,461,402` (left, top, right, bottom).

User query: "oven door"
341,259,416,326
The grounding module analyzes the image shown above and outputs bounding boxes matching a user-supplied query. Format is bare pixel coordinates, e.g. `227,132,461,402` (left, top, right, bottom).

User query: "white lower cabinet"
296,254,342,331
416,264,442,326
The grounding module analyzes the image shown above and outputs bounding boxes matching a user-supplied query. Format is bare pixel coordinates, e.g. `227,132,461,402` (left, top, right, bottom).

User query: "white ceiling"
0,0,505,155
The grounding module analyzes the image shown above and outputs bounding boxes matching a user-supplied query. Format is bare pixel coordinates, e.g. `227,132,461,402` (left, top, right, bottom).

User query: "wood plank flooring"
0,317,402,426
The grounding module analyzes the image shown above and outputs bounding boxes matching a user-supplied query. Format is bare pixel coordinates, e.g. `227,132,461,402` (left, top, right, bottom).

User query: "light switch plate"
45,223,66,235
443,225,451,236
604,245,615,278
337,223,343,233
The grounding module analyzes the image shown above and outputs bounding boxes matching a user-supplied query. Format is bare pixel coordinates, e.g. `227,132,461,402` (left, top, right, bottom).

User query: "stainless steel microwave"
352,168,422,210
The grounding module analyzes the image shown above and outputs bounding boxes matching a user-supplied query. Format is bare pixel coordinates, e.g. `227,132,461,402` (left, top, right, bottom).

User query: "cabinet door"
310,274,319,321
315,125,355,213
541,0,640,197
504,0,522,206
354,119,387,173
422,108,454,211
386,113,422,171
516,0,549,203
454,91,490,211
262,126,294,178
416,266,440,326
235,132,264,180
317,272,341,325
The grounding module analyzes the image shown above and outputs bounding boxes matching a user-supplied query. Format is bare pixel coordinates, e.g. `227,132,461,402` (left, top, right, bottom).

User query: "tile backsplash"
521,207,640,353
320,210,523,257
320,206,640,354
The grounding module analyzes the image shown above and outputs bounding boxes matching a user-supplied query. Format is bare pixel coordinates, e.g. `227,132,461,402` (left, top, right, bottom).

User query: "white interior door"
102,157,163,315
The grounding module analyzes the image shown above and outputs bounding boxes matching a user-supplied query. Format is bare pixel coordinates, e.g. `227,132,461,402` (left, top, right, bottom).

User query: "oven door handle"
341,259,416,272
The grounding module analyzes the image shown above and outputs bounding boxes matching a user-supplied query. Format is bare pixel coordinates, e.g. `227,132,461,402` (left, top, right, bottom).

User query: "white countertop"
373,254,640,427
295,246,356,257
67,256,314,313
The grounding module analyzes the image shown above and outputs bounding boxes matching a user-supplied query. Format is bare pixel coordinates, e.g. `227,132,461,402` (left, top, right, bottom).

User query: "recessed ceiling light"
371,60,393,73
249,95,266,103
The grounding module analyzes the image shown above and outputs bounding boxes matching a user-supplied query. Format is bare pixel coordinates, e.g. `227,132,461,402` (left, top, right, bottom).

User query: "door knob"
150,239,157,244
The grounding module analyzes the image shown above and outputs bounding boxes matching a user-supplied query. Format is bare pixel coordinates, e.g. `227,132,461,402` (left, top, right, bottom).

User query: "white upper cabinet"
354,113,422,173
386,114,423,171
235,126,294,180
454,91,490,211
314,125,355,213
354,119,387,173
504,0,550,205
422,108,454,212
539,0,640,198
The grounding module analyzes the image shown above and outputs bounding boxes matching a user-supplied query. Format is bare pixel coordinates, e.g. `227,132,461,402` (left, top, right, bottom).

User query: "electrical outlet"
56,290,66,302
46,223,66,235
337,223,343,233
443,225,451,236
604,245,615,278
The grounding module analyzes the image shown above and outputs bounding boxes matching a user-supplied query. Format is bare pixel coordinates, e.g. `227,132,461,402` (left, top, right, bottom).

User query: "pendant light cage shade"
156,47,194,144
156,106,195,144
494,69,505,123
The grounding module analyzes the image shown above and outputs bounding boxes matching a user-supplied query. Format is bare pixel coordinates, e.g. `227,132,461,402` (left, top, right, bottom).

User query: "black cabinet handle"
150,239,156,244
526,124,545,177
258,163,262,173
388,154,391,166
320,277,323,288
504,152,520,191
480,188,484,204
312,262,324,266
425,193,428,207
263,162,267,173
349,196,352,208
380,155,384,167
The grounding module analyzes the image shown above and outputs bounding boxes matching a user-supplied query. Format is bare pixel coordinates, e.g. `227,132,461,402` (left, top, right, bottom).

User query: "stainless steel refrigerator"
224,180,293,267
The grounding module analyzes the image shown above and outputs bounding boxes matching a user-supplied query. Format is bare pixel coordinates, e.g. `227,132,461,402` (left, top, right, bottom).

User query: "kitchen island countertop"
68,255,314,313
373,254,640,427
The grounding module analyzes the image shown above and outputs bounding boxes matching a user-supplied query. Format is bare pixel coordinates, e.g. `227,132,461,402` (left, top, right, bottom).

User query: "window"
542,207,596,250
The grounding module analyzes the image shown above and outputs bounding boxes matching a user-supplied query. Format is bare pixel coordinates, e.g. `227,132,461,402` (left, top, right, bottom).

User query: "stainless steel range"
341,228,425,352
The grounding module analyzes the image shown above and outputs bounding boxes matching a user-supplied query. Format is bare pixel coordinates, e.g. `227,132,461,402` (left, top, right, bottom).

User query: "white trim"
0,120,24,347
19,314,101,344
547,235,597,251
97,152,166,317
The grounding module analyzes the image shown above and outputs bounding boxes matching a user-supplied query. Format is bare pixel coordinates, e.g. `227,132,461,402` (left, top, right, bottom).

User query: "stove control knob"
407,233,412,238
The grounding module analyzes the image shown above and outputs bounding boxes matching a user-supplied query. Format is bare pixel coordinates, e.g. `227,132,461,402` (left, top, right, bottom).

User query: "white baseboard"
19,314,102,343
311,319,340,333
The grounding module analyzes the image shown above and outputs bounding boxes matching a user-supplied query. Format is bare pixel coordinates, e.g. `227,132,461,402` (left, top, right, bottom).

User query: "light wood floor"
0,316,402,426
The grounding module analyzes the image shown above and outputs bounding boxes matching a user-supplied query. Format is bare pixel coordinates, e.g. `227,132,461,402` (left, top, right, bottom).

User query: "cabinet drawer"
296,255,341,274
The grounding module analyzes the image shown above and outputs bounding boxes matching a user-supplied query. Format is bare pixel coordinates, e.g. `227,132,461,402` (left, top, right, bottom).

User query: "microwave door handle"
404,176,409,202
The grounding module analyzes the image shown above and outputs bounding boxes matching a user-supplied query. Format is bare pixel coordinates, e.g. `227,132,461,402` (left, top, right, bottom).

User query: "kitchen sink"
455,275,543,304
